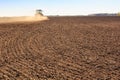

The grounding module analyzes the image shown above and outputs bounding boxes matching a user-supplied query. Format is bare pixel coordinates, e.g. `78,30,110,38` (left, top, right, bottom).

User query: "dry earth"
0,16,120,80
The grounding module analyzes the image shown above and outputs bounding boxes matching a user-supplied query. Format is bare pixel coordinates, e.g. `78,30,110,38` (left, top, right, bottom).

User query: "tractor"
35,9,43,17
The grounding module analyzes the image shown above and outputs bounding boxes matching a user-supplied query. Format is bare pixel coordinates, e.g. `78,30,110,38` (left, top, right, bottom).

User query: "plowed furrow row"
0,67,20,80
5,65,31,79
0,70,14,80
18,55,81,77
9,61,45,79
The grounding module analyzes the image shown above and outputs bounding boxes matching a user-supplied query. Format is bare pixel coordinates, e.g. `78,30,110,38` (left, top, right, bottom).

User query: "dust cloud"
0,16,48,23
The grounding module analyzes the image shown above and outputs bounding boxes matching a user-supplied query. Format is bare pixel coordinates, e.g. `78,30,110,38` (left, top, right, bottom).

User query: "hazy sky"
0,0,120,16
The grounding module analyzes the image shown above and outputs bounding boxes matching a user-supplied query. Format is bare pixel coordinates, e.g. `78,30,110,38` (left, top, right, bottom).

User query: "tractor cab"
35,9,43,17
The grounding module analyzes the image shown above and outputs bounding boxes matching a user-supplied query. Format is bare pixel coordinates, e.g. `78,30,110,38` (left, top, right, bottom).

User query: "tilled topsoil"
0,16,120,80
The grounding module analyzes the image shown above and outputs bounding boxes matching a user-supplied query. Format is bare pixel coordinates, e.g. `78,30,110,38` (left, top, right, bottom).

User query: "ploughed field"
0,16,120,80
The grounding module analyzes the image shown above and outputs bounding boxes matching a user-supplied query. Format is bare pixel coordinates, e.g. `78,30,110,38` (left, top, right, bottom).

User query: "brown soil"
0,16,120,80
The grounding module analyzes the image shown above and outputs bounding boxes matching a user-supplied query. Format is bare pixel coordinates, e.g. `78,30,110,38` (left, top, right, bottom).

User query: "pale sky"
0,0,120,16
